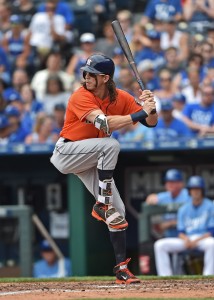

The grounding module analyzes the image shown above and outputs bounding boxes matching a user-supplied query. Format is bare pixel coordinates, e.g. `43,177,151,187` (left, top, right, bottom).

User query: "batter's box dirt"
0,278,213,299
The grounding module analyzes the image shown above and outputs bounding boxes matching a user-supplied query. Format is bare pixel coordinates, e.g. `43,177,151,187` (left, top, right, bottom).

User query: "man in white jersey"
154,175,214,276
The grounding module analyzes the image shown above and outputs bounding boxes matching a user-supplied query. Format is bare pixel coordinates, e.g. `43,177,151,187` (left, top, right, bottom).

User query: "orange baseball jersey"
60,86,142,141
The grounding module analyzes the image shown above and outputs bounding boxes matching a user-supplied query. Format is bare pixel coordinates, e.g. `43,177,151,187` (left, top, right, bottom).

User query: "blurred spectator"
95,20,118,57
25,114,59,144
172,92,186,120
200,41,214,77
182,84,214,137
116,10,133,43
41,74,70,114
117,66,134,95
0,89,7,112
27,0,68,64
146,168,190,238
137,59,160,92
130,22,152,62
160,17,189,62
33,239,72,278
183,0,214,34
112,122,155,143
207,25,214,46
0,114,10,144
111,47,127,85
0,3,12,36
0,45,11,84
154,99,192,141
20,83,44,133
1,14,31,73
37,0,75,30
66,33,96,81
172,52,204,91
12,68,29,92
52,103,65,134
181,66,202,104
2,88,23,113
154,68,175,102
31,51,74,100
4,105,29,142
154,175,214,276
141,0,183,27
11,0,37,28
160,46,184,77
135,29,165,69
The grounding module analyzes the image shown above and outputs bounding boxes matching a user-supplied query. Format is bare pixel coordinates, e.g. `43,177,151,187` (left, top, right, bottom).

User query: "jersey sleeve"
177,206,186,233
70,89,100,121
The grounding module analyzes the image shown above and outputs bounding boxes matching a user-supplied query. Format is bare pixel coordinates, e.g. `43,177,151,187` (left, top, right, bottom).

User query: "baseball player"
154,176,214,276
146,169,191,237
50,53,158,284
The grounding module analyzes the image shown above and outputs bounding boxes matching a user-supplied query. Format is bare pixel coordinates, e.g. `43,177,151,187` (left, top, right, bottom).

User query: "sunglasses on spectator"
160,77,171,81
46,6,56,11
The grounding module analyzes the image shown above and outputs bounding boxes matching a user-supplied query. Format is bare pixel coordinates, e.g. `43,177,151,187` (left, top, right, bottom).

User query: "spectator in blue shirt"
154,99,192,141
154,175,214,276
0,46,11,84
146,168,190,238
137,59,160,92
4,105,29,142
135,29,165,69
182,84,214,136
141,0,183,26
33,240,72,278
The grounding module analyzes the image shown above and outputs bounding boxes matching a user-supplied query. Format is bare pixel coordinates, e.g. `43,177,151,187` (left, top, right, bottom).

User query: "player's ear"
103,75,110,83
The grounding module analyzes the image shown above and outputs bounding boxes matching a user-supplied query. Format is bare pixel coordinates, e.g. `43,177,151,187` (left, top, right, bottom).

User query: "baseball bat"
111,20,156,113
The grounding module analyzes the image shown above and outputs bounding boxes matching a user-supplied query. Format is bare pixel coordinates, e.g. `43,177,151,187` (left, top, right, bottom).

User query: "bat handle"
137,79,157,114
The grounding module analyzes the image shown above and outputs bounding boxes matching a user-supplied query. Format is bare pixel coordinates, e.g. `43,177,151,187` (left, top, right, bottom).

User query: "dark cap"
161,99,173,111
0,115,9,129
165,169,183,182
40,240,53,252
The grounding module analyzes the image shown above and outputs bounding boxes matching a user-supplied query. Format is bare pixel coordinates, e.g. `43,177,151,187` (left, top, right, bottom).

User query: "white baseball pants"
154,237,214,276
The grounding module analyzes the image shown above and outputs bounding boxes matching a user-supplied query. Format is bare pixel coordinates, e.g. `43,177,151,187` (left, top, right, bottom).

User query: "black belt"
64,138,73,143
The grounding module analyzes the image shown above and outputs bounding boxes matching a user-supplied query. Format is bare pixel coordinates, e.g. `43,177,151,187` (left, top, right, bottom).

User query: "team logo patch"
87,59,92,65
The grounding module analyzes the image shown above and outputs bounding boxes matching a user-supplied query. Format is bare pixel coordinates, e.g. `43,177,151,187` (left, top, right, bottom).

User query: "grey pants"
50,137,125,230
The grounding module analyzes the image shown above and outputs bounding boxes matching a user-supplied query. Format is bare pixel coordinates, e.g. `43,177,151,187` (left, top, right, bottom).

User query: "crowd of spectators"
1,0,214,146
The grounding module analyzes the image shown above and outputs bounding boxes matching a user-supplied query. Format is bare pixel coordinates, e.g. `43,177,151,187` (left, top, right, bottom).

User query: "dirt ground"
0,279,213,299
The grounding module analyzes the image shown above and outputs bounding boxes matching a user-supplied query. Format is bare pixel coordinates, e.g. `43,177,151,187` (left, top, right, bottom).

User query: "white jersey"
29,12,66,49
160,30,183,51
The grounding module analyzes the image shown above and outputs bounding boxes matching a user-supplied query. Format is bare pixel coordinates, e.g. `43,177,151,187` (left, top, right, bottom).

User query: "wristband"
130,110,148,122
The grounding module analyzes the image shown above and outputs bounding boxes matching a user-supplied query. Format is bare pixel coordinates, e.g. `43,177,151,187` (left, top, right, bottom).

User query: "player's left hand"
139,89,154,103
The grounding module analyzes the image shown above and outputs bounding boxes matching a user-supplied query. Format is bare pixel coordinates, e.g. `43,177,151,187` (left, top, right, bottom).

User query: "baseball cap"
3,88,22,103
113,47,123,56
0,114,9,129
80,33,95,43
138,59,154,72
160,99,173,111
54,103,66,111
165,169,183,182
146,29,161,40
173,93,186,103
10,14,23,24
5,105,20,117
40,240,53,252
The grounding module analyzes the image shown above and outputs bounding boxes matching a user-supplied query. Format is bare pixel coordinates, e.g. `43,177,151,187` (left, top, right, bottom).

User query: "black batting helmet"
81,54,115,77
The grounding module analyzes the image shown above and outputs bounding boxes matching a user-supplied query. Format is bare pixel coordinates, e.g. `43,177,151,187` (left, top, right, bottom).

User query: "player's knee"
154,239,167,252
108,138,120,154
